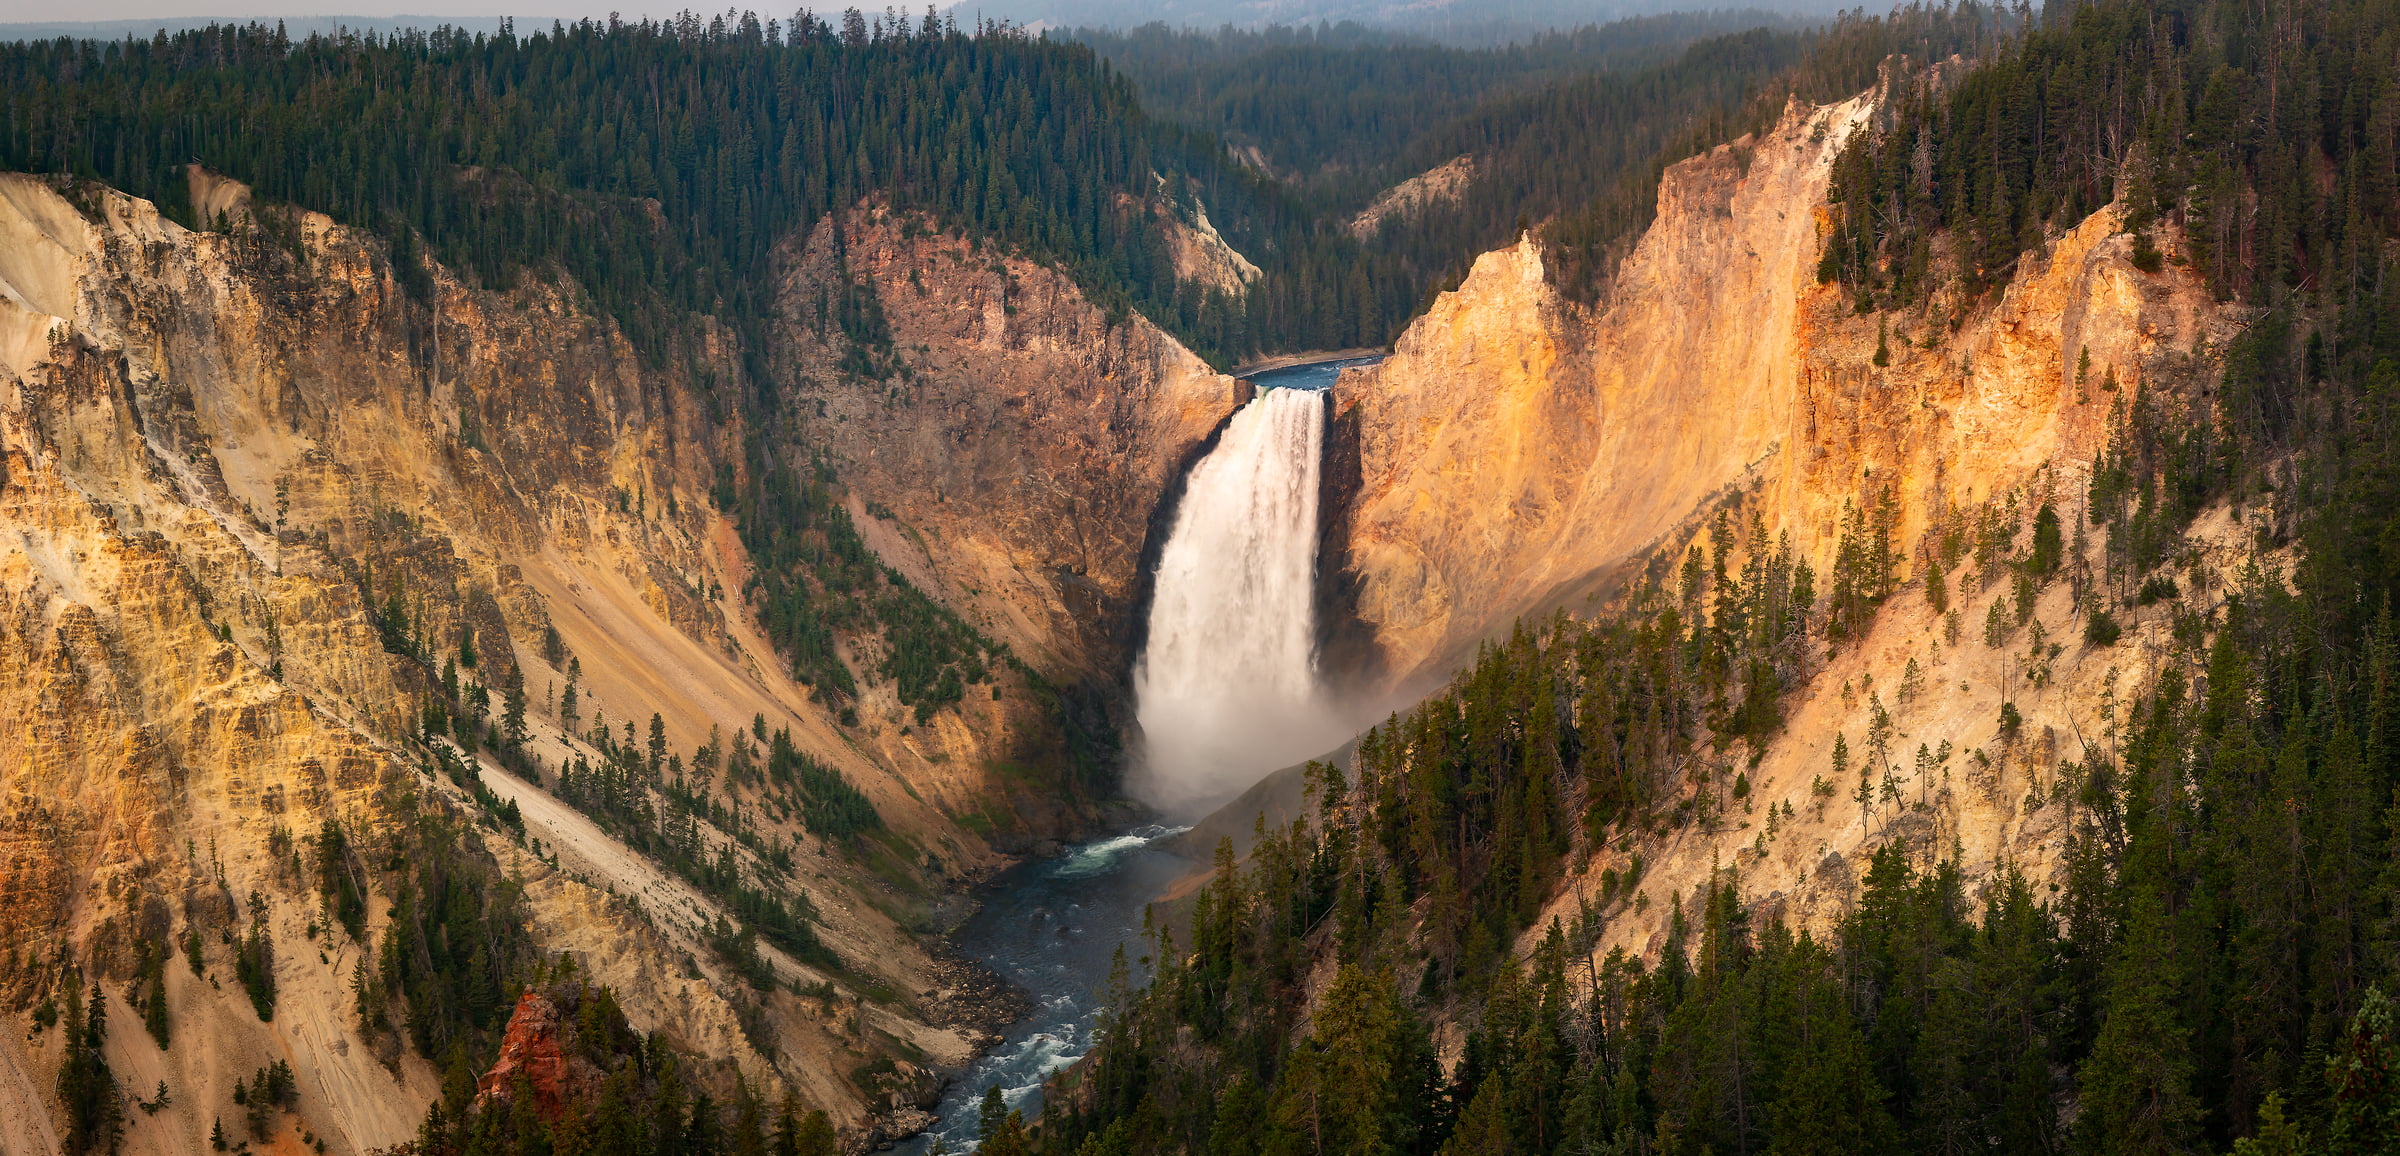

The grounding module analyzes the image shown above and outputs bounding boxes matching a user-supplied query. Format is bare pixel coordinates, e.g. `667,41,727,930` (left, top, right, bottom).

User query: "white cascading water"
1133,386,1346,812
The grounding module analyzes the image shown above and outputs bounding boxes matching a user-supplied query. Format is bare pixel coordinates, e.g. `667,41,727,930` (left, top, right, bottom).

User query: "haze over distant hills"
959,0,1850,42
0,0,1850,47
0,14,509,39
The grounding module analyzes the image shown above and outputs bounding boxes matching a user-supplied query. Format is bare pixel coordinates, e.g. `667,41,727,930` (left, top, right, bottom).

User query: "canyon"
0,66,2249,1156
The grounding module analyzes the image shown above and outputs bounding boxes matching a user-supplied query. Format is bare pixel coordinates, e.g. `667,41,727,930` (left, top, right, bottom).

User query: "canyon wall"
1327,87,2241,960
768,206,1248,827
0,171,1234,1153
1334,89,2224,689
773,207,1245,688
1334,94,1873,686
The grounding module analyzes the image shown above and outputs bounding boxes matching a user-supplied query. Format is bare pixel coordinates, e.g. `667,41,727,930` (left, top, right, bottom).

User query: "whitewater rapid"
894,826,1191,1155
1132,384,1343,811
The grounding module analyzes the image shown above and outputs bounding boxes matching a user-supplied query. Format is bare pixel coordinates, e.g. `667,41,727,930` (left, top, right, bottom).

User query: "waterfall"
1133,385,1343,812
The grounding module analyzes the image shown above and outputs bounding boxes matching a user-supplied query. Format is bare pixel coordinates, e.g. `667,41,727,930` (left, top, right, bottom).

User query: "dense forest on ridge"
1068,13,1806,198
0,6,2027,368
0,11,1426,363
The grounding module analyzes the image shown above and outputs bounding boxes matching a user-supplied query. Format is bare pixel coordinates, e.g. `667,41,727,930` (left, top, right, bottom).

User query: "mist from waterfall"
1133,385,1347,813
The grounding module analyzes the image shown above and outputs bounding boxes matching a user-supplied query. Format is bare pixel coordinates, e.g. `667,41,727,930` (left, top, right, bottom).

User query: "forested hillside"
0,7,2071,368
0,12,1415,363
0,10,2044,370
1030,0,2400,1154
1070,13,1802,197
1079,6,2028,329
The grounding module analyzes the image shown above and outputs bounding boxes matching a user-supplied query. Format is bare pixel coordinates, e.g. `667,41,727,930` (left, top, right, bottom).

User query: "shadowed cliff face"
773,207,1246,691
0,172,1236,1153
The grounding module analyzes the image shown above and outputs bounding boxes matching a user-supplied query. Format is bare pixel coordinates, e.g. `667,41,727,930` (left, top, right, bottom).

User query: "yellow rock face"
1331,87,2247,963
0,171,1235,1153
1338,96,1876,687
1336,90,2228,691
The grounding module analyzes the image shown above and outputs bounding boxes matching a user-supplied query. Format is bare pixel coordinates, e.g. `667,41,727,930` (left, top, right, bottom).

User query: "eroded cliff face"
773,206,1246,695
1335,95,1877,687
1544,187,2242,969
1328,88,2242,960
0,171,1226,1153
1337,88,2223,682
1349,155,1476,240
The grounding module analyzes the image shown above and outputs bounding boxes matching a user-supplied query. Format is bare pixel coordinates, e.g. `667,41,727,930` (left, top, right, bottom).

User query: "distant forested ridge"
1069,13,1807,198
1075,7,2025,325
0,8,2046,370
0,7,2052,369
1823,0,2400,327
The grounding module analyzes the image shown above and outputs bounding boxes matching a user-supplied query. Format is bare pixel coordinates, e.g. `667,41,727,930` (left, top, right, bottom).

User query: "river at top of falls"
1131,379,1351,814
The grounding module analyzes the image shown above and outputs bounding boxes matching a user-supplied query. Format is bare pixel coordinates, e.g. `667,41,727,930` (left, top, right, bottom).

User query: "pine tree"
2076,890,2201,1155
2322,987,2400,1156
790,1104,836,1156
2030,504,2063,580
978,1089,1031,1156
1277,966,1409,1156
1767,972,1895,1156
142,943,170,1049
56,982,123,1155
504,678,529,749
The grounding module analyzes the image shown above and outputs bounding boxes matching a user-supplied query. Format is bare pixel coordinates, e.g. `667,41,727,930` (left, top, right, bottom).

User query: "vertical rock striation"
1325,85,2243,961
1333,90,2226,691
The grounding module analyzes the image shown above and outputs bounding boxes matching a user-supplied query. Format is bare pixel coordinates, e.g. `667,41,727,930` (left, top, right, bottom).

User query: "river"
903,353,1377,1153
900,826,1196,1153
1237,352,1384,391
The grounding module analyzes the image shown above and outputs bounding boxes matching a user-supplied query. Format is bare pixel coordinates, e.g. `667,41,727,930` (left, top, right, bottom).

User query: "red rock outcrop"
476,991,598,1121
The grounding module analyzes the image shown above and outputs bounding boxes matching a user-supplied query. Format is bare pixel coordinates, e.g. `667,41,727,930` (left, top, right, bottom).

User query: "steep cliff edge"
770,208,1246,817
1334,95,1874,687
1335,88,2223,691
0,170,1231,1153
1327,86,2241,959
775,206,1245,686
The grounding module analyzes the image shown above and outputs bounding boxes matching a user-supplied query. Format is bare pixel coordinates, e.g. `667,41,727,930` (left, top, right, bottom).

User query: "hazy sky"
0,1,1063,38
0,2,686,20
0,0,1831,37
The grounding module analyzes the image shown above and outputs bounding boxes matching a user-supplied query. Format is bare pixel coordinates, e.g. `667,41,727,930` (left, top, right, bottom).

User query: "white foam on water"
1133,387,1346,811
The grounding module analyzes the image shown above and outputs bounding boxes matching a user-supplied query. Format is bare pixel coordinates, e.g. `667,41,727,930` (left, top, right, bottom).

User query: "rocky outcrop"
476,991,599,1121
1163,198,1262,296
1332,96,1874,686
1349,155,1476,239
1333,91,2226,688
